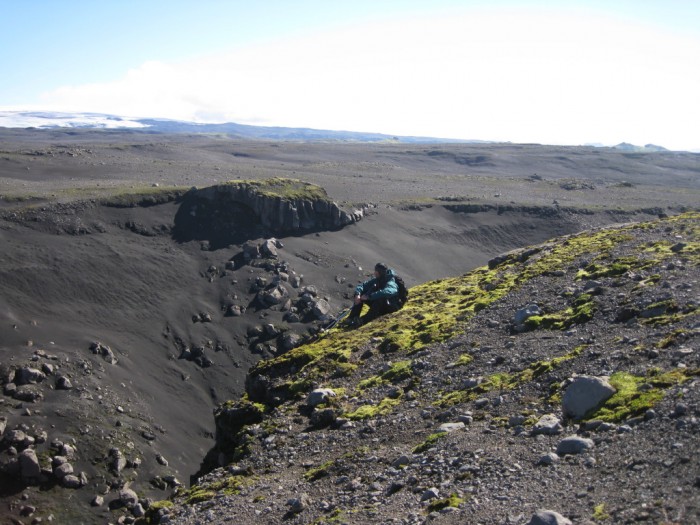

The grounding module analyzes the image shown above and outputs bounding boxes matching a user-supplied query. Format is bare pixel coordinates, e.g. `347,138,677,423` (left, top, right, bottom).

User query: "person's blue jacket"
355,269,399,302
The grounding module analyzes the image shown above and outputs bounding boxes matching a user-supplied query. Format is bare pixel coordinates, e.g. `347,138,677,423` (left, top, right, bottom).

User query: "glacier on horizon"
0,111,149,129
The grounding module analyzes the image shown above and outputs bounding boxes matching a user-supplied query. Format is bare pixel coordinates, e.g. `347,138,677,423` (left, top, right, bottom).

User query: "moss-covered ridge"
212,211,699,473
222,177,331,202
246,212,699,407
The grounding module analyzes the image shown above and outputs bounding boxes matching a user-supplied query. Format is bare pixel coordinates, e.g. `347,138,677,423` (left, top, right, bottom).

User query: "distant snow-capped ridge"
0,111,148,129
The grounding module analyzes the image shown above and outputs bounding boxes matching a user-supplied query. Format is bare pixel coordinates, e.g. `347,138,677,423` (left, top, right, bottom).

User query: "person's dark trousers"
350,298,397,324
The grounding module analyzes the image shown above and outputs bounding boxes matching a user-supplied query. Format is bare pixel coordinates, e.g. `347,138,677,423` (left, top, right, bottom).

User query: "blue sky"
2,0,699,149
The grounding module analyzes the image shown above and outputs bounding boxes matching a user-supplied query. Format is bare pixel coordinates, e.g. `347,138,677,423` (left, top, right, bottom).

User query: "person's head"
374,262,388,278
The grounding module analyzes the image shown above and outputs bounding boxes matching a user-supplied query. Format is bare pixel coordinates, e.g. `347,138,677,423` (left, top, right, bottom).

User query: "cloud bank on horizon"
2,2,699,150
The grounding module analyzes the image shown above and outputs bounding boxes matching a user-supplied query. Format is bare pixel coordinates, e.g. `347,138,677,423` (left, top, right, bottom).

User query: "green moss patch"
344,396,402,420
589,369,698,422
223,177,329,201
412,432,447,454
436,345,587,407
427,493,465,513
524,295,596,331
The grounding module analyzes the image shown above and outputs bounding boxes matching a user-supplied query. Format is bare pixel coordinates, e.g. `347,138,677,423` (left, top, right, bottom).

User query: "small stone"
438,422,465,433
287,494,311,513
392,455,411,468
421,487,440,501
92,495,104,507
537,452,560,466
474,398,489,409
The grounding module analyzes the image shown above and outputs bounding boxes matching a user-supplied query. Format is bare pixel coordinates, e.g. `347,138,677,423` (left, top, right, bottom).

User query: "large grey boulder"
312,299,332,319
19,449,42,480
562,375,616,420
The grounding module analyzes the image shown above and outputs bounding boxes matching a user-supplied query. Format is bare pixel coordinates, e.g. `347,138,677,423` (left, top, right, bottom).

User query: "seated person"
348,263,400,326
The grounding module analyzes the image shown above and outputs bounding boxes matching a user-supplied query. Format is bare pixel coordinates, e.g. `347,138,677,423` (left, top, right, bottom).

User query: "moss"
524,296,596,331
184,489,216,505
589,369,698,422
344,396,402,420
304,459,335,482
412,432,447,454
592,503,610,521
452,353,473,367
223,178,329,201
427,493,465,513
657,329,689,349
436,345,587,407
143,500,175,524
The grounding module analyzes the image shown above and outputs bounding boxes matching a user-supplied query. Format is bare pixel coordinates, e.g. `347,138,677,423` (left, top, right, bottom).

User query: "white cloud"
36,9,700,149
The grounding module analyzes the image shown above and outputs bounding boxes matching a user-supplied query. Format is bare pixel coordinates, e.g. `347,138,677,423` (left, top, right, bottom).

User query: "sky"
1,0,700,150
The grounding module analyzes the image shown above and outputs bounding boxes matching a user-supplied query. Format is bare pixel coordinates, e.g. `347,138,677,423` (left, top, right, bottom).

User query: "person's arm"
355,278,374,302
369,278,398,300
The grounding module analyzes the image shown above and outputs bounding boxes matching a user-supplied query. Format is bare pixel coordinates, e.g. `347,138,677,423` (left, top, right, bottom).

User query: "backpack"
394,274,409,307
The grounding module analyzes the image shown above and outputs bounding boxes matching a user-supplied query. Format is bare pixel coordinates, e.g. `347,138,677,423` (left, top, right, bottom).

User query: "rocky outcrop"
174,178,362,247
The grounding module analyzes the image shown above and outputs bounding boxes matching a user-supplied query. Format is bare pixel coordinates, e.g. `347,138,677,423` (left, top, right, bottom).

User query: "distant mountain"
0,110,473,144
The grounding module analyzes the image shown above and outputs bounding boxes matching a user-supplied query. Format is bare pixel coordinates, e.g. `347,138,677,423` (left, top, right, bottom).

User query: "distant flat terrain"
1,129,698,211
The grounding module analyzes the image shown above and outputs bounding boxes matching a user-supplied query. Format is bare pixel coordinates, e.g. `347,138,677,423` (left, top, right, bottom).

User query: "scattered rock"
287,493,311,514
90,342,117,365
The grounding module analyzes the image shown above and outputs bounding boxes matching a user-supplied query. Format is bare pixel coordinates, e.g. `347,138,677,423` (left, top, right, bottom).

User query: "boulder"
56,376,73,390
119,487,139,508
514,304,542,325
0,417,6,438
311,299,332,319
279,332,302,351
14,386,43,403
19,448,42,480
54,462,74,479
562,376,616,420
306,388,336,407
528,510,572,525
61,474,82,489
15,367,47,385
531,414,563,436
259,285,289,306
556,436,595,455
260,238,279,258
90,342,117,365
